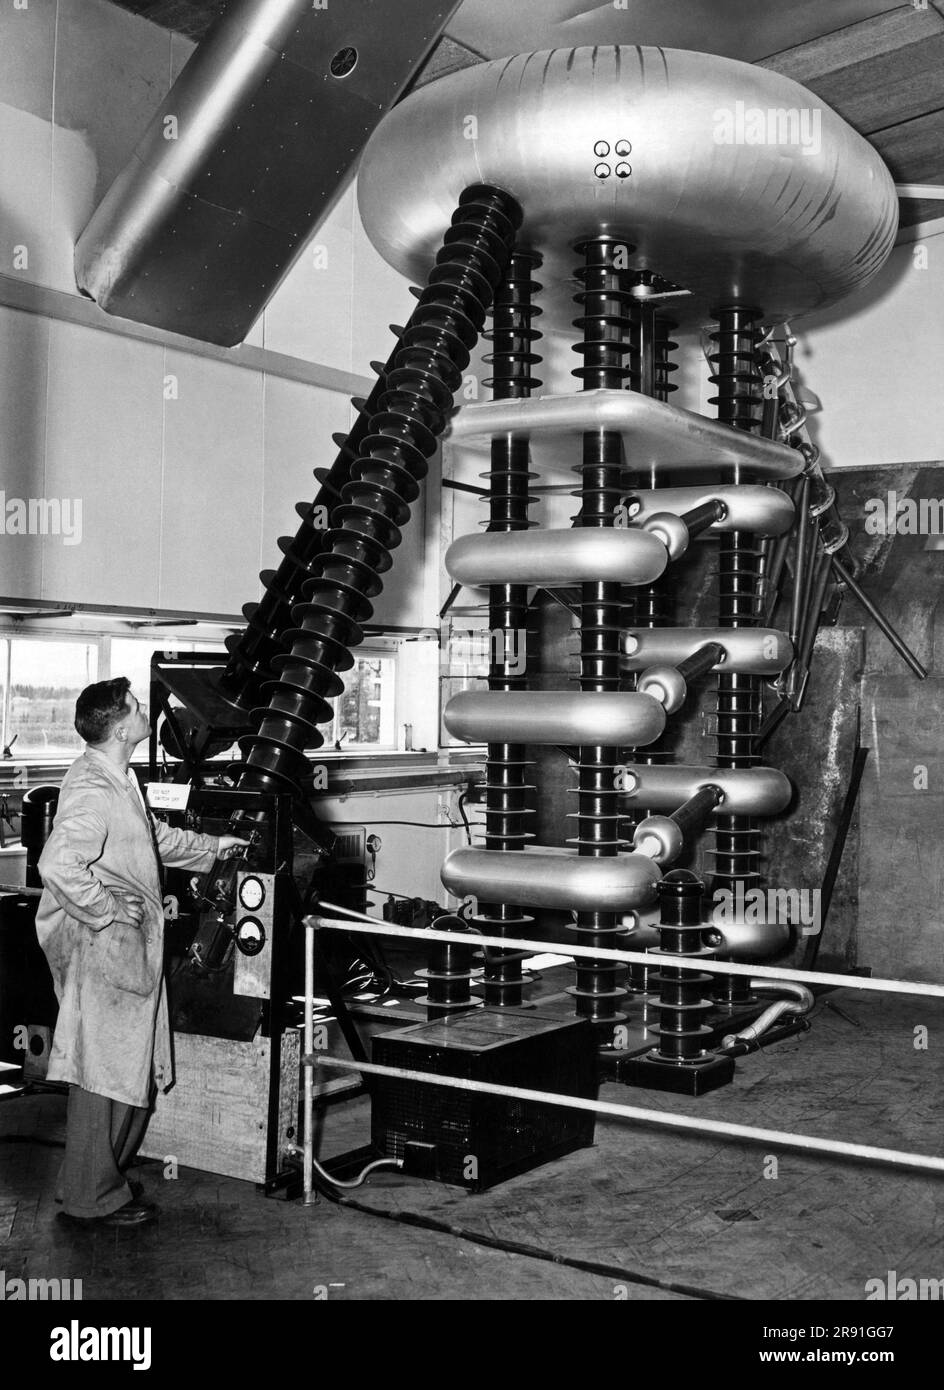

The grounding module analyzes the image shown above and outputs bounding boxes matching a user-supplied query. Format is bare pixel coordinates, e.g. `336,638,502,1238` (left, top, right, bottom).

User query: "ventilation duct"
75,0,461,346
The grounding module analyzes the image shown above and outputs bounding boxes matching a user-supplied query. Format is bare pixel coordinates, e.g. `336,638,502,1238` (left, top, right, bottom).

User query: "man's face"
118,691,150,749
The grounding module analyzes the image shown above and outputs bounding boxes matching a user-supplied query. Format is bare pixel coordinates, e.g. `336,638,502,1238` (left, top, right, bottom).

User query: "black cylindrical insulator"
708,307,763,431
622,286,680,990
478,251,542,1007
482,250,543,397
418,919,474,1020
681,498,727,540
621,298,679,981
634,287,657,399
671,784,724,842
230,186,522,816
568,239,634,1028
708,306,765,1006
571,238,640,392
651,870,714,1063
21,786,58,889
677,642,726,685
654,316,679,402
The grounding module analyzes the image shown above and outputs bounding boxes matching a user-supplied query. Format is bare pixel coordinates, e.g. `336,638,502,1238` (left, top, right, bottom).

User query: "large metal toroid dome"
358,46,897,325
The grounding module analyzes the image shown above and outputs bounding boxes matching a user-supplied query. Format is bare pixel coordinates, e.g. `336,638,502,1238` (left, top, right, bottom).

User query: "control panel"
233,870,276,1000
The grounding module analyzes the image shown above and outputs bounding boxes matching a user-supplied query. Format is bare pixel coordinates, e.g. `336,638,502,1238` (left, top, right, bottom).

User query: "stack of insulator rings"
470,250,543,1007
654,316,679,401
218,333,410,708
232,185,522,803
571,237,641,393
625,521,675,994
707,307,764,430
649,870,716,1063
707,306,766,1006
414,916,475,1020
482,250,543,397
567,237,637,1028
623,272,677,667
624,278,682,991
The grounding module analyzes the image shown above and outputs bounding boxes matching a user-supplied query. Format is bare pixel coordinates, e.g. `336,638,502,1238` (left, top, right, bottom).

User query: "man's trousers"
56,1085,150,1218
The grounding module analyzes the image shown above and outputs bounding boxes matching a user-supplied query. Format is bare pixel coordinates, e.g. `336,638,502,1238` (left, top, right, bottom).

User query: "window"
0,628,402,762
110,637,227,705
1,639,98,759
438,619,489,747
115,637,235,764
326,654,396,750
110,637,167,703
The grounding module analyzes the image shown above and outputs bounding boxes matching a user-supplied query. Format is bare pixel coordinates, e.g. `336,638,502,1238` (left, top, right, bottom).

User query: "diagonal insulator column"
218,329,427,708
228,185,522,824
473,251,542,1006
568,237,639,1029
708,304,765,1008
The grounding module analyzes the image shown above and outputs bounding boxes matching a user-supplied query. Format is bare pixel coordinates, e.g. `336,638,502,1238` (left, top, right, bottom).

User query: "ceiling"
104,0,944,227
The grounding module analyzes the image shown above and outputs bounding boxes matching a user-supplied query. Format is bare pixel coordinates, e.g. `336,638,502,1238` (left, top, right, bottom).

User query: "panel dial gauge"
238,874,266,910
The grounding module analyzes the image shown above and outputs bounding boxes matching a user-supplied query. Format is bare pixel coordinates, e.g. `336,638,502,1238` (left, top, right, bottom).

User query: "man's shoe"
101,1199,157,1227
58,1199,158,1228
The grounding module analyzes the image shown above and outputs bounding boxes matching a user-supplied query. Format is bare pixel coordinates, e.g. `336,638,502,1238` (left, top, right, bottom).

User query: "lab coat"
36,747,220,1107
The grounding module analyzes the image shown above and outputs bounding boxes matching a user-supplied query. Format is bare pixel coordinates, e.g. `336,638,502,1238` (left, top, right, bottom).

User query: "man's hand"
111,893,146,929
218,836,251,860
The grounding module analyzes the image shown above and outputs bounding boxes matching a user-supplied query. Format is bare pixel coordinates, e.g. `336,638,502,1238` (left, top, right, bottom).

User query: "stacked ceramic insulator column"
568,238,638,1026
218,335,405,710
473,250,543,1007
708,306,765,1007
627,291,681,717
229,185,522,808
623,280,680,993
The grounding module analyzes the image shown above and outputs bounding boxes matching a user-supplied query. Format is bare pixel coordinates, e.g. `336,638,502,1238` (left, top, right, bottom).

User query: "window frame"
0,624,404,764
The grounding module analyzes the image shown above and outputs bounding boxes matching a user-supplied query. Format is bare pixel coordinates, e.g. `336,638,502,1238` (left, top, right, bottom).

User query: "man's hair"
74,677,133,746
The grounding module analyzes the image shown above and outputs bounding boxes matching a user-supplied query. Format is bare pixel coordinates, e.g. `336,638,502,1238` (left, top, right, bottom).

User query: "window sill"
0,750,485,798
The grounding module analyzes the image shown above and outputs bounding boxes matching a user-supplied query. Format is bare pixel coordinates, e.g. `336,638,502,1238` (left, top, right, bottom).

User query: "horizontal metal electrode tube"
622,627,793,674
619,764,792,816
444,690,666,746
624,484,795,536
446,527,668,587
441,847,661,912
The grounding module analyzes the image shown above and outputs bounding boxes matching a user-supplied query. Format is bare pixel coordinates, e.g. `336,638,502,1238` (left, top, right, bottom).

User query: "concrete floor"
2,991,943,1302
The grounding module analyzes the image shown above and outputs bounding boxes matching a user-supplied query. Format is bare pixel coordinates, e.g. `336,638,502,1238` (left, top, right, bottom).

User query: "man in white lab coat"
36,677,247,1227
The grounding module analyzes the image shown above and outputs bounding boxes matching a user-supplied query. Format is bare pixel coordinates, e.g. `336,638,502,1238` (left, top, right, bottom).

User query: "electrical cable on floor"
312,1178,746,1301
310,1155,403,1189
